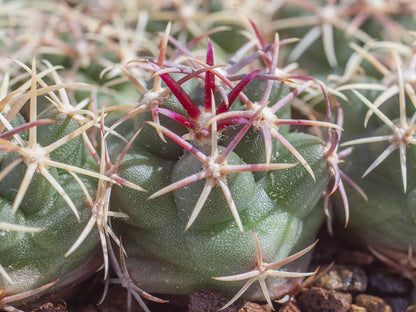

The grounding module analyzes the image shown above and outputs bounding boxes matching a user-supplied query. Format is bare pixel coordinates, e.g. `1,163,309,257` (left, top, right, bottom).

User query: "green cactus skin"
0,110,100,303
333,140,416,270
336,170,416,253
0,174,100,297
335,123,416,252
111,101,329,300
331,35,416,271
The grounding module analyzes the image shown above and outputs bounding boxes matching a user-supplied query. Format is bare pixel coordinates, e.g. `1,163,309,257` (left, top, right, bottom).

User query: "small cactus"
1,0,416,311
107,31,334,308
0,58,102,309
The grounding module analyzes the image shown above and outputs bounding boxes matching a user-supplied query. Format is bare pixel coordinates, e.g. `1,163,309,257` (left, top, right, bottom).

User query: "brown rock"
349,304,367,312
239,301,272,312
296,287,352,312
314,265,367,292
278,301,301,312
355,294,392,312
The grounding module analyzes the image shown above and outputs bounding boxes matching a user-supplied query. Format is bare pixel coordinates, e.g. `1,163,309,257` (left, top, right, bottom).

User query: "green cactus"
105,35,336,309
1,0,416,311
331,40,416,278
0,60,102,310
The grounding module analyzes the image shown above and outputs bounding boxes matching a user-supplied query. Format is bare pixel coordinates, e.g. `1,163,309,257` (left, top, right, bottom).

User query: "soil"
22,228,416,312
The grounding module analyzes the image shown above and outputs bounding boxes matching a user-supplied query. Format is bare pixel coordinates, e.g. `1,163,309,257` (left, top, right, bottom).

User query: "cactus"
331,40,416,279
0,58,102,310
1,0,416,311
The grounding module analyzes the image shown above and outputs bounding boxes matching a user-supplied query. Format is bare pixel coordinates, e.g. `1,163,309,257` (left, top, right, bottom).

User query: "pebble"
277,301,300,312
349,304,367,312
239,302,272,312
296,287,352,312
355,294,392,312
314,265,368,292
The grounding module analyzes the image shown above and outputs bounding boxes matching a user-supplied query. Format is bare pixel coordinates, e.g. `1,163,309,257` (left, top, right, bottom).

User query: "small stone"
296,287,352,312
239,301,272,312
349,304,367,312
277,301,301,312
355,294,392,312
368,272,412,296
239,302,261,312
314,265,367,292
